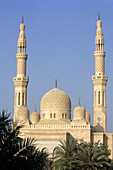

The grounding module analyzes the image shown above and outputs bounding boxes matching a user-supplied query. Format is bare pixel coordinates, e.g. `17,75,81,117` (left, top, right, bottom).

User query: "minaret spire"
92,17,108,132
22,16,24,23
98,13,100,20
13,19,29,122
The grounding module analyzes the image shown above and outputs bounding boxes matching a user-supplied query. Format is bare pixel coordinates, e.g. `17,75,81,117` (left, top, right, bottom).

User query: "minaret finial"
22,16,24,23
55,79,58,88
78,97,81,106
35,104,37,112
98,13,100,20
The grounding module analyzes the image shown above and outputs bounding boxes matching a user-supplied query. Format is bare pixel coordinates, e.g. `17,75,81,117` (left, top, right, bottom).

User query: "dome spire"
35,104,37,112
55,79,58,88
78,97,81,106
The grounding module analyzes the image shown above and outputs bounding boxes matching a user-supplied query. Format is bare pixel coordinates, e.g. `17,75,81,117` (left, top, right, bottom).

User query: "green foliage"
54,139,78,170
0,110,112,170
54,139,111,170
76,141,111,170
0,110,48,170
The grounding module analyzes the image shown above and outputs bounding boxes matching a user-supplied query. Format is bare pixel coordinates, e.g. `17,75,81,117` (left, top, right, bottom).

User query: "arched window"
65,114,67,119
94,92,96,106
102,91,104,106
20,42,22,53
54,113,56,118
18,93,20,105
98,39,100,51
62,113,64,118
42,148,49,154
98,91,100,104
43,113,45,119
50,113,52,118
53,148,57,158
22,93,24,105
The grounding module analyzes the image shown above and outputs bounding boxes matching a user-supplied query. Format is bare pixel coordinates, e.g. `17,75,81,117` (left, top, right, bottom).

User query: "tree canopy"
0,110,112,170
54,138,111,170
0,110,48,170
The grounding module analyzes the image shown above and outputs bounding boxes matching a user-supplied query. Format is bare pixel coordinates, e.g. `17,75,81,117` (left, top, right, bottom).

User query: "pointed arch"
50,113,52,118
22,93,24,105
18,93,20,105
42,147,49,154
98,91,100,104
102,91,104,106
53,148,57,158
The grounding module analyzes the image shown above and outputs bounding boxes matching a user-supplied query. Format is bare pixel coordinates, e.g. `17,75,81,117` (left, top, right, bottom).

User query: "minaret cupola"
18,18,26,54
95,14,104,52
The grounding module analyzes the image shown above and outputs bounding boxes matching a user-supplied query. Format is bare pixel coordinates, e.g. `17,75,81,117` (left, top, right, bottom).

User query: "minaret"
13,18,29,122
92,15,108,132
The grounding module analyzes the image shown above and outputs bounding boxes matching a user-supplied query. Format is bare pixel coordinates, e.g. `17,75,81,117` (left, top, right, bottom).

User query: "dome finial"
84,103,86,110
55,79,58,88
78,97,81,106
35,104,37,112
22,16,24,23
98,13,100,20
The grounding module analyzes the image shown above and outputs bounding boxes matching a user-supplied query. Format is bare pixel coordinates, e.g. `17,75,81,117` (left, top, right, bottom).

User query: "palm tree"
53,139,78,170
54,139,111,170
0,110,48,170
76,141,111,170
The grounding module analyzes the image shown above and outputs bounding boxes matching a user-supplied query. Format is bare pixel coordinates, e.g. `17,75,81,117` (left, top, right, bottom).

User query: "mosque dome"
17,106,29,121
73,104,85,120
30,110,40,124
40,87,71,120
85,112,90,123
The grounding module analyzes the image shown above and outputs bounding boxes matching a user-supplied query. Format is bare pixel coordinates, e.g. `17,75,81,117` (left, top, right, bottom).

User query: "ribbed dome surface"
30,111,40,124
73,105,85,120
40,88,71,120
17,106,29,121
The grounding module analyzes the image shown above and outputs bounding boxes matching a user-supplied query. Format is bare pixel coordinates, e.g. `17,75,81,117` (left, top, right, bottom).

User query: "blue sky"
0,0,113,132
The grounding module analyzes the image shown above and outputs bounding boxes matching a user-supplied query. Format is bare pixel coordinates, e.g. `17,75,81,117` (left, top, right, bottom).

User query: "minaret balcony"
13,77,29,82
92,75,107,80
94,51,105,56
16,53,27,59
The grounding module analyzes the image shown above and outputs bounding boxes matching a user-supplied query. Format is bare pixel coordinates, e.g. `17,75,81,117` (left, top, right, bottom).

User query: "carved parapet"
16,53,28,59
92,75,108,85
94,51,105,57
13,76,29,87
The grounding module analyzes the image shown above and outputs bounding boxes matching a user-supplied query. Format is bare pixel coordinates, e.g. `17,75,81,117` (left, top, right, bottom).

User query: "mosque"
13,16,113,158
